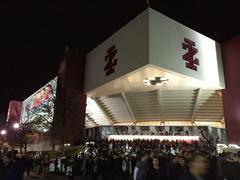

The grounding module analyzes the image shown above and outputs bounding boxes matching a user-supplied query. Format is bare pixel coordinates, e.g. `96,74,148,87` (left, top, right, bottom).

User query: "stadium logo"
182,38,199,71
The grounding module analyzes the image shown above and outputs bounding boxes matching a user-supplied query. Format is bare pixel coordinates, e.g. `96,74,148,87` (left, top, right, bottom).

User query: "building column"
222,37,240,144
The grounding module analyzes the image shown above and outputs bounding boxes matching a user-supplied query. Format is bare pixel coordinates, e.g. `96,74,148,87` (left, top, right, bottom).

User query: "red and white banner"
6,100,22,123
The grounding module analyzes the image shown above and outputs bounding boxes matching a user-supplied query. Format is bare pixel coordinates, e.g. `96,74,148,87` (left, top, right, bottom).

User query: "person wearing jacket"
122,155,133,180
134,152,149,180
2,155,16,180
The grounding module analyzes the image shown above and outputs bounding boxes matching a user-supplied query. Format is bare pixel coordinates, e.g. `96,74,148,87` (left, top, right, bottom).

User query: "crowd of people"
0,139,240,180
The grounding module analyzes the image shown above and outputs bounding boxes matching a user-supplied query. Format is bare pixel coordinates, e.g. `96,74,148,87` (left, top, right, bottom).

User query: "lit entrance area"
84,65,225,142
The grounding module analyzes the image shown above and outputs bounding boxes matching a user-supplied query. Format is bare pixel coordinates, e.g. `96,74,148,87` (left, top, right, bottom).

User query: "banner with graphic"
20,77,57,131
96,126,227,143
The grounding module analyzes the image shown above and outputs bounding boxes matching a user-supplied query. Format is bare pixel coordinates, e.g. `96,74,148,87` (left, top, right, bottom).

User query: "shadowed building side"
52,48,86,146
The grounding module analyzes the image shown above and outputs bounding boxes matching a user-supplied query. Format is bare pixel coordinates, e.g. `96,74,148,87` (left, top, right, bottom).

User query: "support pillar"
222,37,240,144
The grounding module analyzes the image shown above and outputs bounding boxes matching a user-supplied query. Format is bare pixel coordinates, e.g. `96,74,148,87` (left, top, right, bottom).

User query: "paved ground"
24,175,64,180
24,173,81,180
24,175,65,180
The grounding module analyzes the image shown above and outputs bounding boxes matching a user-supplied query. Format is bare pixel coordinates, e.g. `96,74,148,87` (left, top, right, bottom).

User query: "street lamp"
0,129,7,156
13,123,20,129
12,123,20,150
0,129,7,135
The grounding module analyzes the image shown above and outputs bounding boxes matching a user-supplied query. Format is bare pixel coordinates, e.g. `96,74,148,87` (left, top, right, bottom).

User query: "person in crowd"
54,158,59,175
134,152,149,180
111,153,123,180
183,151,192,161
0,157,4,180
80,155,87,180
166,155,179,180
205,153,217,180
180,153,209,180
41,156,49,176
1,138,239,180
74,154,81,176
168,155,186,180
237,151,240,163
215,152,225,180
14,153,26,180
25,156,33,176
148,151,155,169
122,155,133,180
33,156,41,175
81,154,92,180
49,160,55,174
218,152,240,180
92,156,100,180
148,157,166,180
2,155,15,180
66,162,74,180
99,155,111,180
233,151,240,180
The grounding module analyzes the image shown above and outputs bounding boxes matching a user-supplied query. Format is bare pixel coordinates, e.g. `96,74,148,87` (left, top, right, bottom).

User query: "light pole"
12,123,20,150
0,129,7,157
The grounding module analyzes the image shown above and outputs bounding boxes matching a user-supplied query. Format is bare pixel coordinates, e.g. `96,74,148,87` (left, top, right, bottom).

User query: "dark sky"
0,0,239,117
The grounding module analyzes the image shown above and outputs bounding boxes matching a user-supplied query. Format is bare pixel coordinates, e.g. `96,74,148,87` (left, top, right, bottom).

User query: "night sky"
0,0,239,119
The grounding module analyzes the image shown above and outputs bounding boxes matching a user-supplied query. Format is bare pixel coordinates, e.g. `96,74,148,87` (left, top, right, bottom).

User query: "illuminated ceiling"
85,66,224,128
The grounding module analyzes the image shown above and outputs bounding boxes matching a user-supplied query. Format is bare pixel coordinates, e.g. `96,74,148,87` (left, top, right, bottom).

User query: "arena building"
20,8,240,148
83,8,226,143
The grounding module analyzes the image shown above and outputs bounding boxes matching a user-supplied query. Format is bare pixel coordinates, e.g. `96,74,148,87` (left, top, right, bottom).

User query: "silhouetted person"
180,154,209,180
148,157,166,180
134,152,149,180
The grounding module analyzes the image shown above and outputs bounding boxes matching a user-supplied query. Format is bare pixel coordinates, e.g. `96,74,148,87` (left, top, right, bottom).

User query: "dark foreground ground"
24,173,81,180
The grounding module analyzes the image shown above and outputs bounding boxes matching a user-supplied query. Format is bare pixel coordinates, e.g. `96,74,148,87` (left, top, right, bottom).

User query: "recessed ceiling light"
143,77,169,86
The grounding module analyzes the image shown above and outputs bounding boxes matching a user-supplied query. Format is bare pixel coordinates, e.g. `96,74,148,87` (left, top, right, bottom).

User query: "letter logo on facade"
104,45,118,76
182,38,199,71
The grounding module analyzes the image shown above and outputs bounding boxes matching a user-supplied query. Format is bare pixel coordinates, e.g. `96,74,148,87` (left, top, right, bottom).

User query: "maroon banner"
6,100,22,123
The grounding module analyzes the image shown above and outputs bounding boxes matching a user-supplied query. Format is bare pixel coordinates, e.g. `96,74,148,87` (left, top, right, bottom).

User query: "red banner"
6,100,22,123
